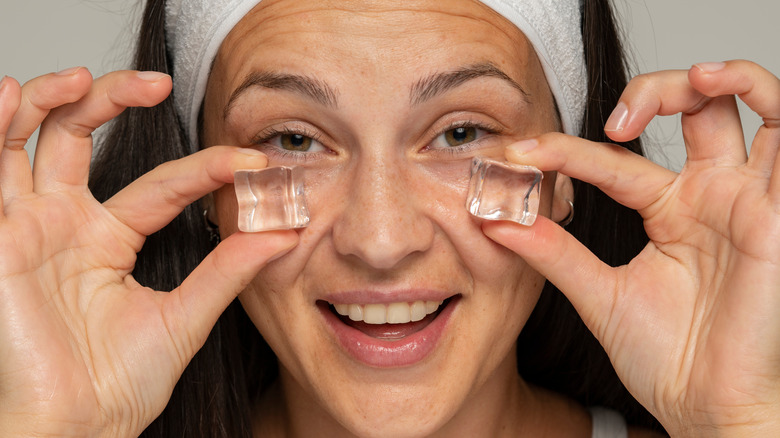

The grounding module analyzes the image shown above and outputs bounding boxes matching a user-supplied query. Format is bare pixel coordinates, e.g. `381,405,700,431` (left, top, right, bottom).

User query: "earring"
559,199,574,227
203,208,221,246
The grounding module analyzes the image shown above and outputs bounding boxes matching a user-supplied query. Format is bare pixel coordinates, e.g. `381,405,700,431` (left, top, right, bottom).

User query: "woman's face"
203,0,560,435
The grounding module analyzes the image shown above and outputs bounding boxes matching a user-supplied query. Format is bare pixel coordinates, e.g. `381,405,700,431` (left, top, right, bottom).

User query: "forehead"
214,0,543,89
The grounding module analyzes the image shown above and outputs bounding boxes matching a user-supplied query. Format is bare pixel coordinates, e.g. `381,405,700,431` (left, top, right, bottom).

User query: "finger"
104,146,268,239
604,70,700,141
506,133,676,213
688,60,780,178
163,229,299,361
2,68,92,200
771,138,780,202
0,76,22,147
689,60,780,125
4,67,92,151
755,125,780,190
0,76,22,213
605,69,747,166
482,216,617,342
680,94,747,166
34,70,171,191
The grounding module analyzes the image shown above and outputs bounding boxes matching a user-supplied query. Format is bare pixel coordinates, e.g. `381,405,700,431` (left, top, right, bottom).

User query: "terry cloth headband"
165,0,586,149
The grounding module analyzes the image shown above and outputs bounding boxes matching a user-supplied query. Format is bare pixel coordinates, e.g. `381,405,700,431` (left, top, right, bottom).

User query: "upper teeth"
333,301,444,325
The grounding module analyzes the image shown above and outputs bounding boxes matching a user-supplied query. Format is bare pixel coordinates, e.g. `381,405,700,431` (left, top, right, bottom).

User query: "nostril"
333,220,435,270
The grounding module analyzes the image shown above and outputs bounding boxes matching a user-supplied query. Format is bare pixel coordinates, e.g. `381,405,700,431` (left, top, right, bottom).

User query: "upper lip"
320,289,458,305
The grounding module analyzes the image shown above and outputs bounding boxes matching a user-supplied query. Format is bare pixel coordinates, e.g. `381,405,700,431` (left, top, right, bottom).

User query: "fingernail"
694,62,726,73
507,138,538,154
56,66,83,76
136,71,169,82
604,102,629,132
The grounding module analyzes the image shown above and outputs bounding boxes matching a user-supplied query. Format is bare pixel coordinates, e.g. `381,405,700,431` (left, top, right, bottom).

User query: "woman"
0,0,777,436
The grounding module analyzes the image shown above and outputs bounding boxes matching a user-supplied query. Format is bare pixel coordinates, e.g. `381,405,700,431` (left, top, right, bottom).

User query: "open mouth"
317,296,458,341
317,294,460,367
320,298,455,340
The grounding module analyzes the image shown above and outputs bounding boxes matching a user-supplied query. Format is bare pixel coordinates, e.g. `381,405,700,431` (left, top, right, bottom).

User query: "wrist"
0,412,106,438
668,407,780,438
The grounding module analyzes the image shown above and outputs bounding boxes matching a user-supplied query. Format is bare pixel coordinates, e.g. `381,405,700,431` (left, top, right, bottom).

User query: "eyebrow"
223,71,339,119
410,62,530,106
223,62,529,119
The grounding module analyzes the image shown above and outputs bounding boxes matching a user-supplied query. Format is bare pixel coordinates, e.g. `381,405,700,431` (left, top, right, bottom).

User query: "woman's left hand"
484,60,780,436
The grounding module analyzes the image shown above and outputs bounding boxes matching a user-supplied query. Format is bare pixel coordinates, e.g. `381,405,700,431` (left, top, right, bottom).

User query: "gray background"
1,0,778,171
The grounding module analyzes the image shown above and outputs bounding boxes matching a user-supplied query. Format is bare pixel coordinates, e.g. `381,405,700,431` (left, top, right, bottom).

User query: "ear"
200,192,220,226
550,172,574,224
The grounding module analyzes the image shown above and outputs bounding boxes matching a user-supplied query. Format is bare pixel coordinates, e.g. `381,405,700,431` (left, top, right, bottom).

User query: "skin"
202,0,577,436
0,0,777,437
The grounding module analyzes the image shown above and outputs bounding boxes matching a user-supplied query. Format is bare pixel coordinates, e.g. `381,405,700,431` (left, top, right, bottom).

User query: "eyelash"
250,119,500,160
251,125,327,162
427,120,500,155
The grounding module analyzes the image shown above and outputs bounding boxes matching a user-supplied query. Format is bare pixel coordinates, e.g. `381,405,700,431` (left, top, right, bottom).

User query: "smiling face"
202,0,561,436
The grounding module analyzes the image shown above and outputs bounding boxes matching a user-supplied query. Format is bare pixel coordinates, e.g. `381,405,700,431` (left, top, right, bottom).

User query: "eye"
429,124,489,150
278,133,317,152
254,128,327,155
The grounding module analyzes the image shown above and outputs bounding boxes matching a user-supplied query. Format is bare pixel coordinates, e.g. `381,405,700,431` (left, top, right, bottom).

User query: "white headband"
165,0,586,149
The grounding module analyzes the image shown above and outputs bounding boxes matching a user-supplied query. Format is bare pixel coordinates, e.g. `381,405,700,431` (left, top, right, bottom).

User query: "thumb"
163,229,298,358
482,216,617,340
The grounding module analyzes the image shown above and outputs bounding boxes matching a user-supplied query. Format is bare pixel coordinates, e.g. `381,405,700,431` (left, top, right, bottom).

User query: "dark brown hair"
89,0,663,435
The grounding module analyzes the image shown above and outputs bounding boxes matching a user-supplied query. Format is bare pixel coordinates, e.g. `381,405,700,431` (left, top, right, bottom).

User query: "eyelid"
251,122,323,145
251,122,332,163
425,119,500,153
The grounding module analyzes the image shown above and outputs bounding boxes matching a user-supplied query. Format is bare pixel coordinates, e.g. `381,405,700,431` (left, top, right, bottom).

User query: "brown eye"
444,126,478,147
280,134,313,151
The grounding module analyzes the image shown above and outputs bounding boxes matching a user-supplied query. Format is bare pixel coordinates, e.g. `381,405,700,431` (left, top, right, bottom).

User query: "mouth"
325,298,451,339
317,295,459,368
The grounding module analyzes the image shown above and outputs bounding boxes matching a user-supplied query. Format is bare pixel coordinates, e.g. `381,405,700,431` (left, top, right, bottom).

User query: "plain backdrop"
1,0,779,171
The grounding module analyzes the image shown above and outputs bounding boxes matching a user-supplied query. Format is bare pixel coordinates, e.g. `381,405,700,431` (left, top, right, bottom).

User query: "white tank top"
589,407,628,438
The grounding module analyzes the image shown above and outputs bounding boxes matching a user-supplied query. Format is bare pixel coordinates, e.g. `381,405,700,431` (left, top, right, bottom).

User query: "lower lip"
320,299,457,368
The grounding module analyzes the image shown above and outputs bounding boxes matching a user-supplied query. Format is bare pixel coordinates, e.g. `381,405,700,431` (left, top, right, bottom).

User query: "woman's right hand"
0,69,298,437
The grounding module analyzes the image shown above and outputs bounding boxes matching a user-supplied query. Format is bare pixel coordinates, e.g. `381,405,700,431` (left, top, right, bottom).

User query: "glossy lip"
319,294,460,368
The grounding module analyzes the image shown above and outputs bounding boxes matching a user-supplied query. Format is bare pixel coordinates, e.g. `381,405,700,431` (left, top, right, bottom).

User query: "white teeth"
410,301,427,322
348,304,363,322
363,304,387,324
333,300,445,325
387,302,411,324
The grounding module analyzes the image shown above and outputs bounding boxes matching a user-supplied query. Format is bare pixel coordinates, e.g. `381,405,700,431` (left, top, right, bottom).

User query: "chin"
325,386,463,438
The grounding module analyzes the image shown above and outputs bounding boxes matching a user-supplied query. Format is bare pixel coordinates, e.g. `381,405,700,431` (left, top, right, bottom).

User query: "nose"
332,157,435,270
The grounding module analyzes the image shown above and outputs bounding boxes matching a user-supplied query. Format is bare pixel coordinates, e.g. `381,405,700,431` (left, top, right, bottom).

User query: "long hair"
89,0,662,435
515,0,661,431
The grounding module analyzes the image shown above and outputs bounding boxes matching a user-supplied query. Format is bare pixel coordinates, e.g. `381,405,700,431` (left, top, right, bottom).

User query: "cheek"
213,184,300,334
214,185,239,235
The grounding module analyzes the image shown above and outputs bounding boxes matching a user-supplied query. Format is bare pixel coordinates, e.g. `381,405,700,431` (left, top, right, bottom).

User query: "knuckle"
55,117,96,139
154,174,190,208
4,137,28,151
539,131,567,144
628,72,658,90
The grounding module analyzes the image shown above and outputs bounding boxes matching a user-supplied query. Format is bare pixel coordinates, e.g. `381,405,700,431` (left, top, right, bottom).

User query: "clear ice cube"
466,157,543,226
234,166,310,232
